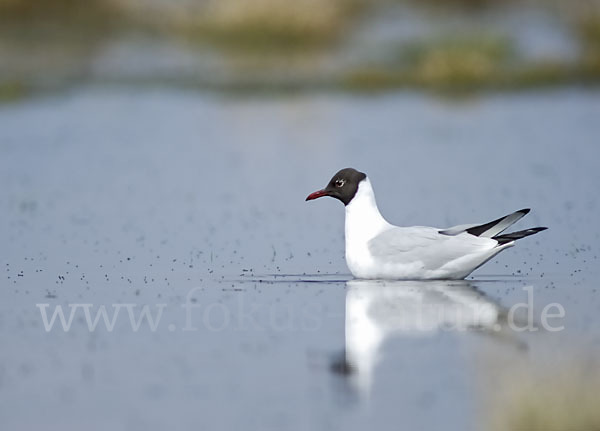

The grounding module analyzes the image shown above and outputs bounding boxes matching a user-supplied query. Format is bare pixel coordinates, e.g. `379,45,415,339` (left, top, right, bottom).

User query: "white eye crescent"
335,179,345,187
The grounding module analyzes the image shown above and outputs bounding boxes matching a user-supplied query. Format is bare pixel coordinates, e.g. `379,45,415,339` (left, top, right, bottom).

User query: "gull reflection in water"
333,279,520,395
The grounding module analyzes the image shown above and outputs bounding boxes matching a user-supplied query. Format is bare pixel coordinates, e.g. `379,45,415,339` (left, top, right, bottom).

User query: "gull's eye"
335,179,345,188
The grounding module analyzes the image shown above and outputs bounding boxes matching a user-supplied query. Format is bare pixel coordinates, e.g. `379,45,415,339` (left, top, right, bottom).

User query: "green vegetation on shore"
485,356,600,431
2,0,600,98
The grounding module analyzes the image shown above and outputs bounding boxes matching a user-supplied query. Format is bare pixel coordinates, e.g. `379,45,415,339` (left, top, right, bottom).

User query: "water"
1,87,599,430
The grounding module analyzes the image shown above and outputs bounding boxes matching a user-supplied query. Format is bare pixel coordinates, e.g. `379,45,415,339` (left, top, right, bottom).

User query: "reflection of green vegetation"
0,81,28,101
345,34,513,92
0,0,119,62
512,62,571,88
343,69,411,91
2,0,600,96
343,31,600,94
0,0,118,23
345,63,577,94
405,0,498,7
404,35,512,87
0,0,120,103
172,0,366,51
486,358,600,431
577,15,600,76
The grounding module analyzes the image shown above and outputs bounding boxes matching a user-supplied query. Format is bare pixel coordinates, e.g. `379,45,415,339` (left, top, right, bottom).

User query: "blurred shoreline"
1,0,600,100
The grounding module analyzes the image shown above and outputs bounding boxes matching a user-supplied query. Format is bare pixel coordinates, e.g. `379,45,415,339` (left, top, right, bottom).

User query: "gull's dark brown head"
306,168,367,206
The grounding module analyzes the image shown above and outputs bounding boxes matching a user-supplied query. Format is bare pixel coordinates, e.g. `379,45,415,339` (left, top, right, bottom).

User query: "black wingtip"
466,208,532,238
493,226,548,244
525,226,548,233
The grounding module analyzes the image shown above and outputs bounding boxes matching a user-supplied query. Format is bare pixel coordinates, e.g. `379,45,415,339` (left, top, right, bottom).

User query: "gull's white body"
345,178,514,280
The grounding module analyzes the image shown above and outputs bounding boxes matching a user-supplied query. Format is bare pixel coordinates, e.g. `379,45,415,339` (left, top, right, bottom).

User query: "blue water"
1,87,599,430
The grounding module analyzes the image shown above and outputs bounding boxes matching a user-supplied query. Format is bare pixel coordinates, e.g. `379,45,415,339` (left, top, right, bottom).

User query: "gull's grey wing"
439,209,530,238
368,226,494,270
438,224,478,236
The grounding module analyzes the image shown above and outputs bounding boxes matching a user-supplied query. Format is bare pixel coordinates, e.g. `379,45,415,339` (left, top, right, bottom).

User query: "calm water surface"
1,87,599,430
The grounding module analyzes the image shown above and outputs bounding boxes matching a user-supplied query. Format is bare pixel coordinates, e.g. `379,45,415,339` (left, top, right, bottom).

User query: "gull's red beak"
306,189,329,201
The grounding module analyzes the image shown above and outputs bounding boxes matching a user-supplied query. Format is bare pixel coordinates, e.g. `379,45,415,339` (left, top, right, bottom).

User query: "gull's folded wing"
439,209,530,238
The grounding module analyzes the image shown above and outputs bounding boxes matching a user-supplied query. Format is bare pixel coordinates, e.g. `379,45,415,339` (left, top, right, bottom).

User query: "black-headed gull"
306,168,547,280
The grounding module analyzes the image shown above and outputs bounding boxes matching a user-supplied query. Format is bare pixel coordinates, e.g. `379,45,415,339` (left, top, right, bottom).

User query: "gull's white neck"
345,178,390,246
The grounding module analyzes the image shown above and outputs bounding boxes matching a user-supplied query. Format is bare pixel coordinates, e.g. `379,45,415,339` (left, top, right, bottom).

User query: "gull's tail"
492,227,548,245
